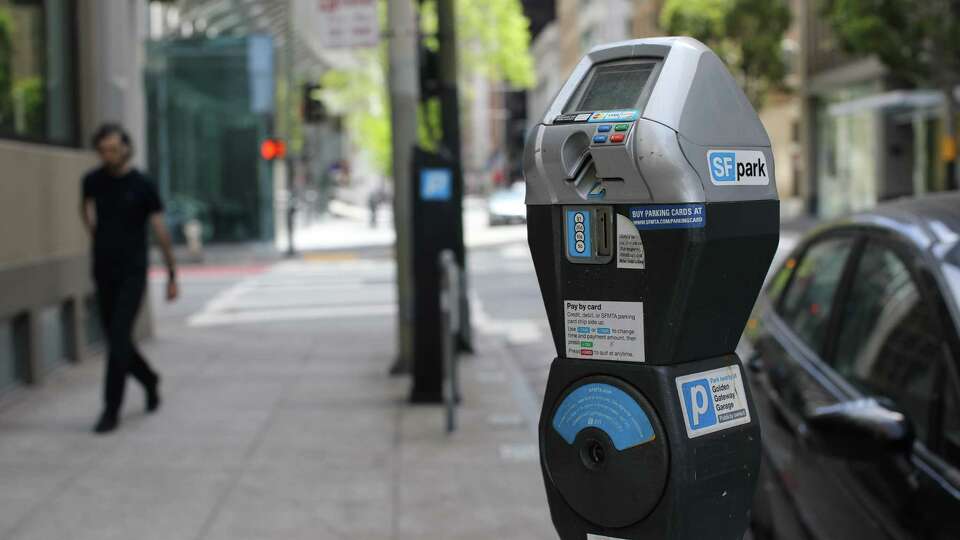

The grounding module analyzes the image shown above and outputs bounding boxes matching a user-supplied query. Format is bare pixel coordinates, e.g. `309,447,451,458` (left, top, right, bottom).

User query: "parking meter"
523,37,779,540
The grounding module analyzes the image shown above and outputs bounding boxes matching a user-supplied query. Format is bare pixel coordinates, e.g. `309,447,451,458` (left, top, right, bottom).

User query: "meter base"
539,355,760,540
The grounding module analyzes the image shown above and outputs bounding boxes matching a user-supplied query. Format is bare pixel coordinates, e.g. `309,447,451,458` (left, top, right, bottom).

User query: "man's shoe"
146,378,161,413
93,412,119,434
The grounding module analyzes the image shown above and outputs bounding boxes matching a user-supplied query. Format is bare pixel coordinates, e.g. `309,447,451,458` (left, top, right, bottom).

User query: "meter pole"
284,1,296,257
437,0,472,352
387,0,420,374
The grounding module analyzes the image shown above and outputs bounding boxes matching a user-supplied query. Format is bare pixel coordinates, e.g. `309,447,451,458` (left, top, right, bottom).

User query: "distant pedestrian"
368,188,381,228
80,124,179,434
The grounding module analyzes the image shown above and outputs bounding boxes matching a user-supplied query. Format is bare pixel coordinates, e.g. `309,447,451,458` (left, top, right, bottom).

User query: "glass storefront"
145,36,274,243
0,0,76,145
815,84,881,218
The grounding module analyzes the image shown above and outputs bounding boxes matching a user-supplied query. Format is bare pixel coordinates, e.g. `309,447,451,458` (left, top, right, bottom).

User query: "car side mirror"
804,398,914,459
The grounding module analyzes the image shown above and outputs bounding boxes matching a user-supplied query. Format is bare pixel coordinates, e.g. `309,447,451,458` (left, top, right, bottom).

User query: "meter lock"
564,206,614,264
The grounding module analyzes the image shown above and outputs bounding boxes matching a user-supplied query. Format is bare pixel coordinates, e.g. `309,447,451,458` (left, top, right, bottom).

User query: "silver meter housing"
524,36,778,207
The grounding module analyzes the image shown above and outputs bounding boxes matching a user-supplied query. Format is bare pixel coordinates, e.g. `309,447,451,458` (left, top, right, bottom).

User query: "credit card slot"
596,207,612,257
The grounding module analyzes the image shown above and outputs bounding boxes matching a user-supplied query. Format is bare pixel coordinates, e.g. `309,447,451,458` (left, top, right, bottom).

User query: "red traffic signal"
260,139,286,161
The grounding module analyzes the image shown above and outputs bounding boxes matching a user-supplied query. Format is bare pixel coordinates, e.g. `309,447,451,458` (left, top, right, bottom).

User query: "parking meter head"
524,37,777,540
524,36,780,366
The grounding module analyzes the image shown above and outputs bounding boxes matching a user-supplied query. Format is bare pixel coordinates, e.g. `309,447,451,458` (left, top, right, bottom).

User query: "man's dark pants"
95,271,158,414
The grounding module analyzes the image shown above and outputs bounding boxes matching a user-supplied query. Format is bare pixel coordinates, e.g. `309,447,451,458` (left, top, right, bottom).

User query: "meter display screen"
564,60,659,113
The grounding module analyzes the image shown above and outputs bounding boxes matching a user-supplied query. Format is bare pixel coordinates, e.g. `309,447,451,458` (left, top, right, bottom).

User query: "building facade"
797,3,955,218
0,0,151,395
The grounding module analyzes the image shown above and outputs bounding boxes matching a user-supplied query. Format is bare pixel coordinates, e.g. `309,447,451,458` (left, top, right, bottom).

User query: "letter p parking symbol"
682,379,717,430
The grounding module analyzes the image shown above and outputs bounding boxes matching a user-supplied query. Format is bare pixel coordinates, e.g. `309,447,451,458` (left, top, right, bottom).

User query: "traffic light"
260,138,286,161
303,83,327,123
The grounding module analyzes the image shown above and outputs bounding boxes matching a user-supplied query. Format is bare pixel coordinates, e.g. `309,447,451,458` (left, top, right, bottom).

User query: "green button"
580,341,593,348
615,124,629,131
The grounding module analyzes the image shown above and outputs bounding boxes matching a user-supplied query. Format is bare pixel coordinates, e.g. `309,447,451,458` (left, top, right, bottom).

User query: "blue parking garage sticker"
629,204,705,230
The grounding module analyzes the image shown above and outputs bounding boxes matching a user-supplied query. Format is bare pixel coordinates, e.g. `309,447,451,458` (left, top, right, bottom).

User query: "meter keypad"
592,123,631,145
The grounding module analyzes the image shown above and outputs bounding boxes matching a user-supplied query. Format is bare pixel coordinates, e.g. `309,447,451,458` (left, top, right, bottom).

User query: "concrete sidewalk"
0,280,553,539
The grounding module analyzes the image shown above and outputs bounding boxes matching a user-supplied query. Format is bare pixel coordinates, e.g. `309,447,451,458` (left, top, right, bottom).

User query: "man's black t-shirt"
82,167,163,278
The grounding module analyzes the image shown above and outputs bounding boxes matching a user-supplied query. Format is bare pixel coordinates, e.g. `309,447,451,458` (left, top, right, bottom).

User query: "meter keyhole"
580,439,608,471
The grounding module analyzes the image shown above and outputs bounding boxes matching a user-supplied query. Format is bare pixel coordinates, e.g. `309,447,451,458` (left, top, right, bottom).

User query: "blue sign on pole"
420,168,453,201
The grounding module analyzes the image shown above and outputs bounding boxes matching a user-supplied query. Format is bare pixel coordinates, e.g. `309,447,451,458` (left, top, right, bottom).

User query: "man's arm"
80,198,95,234
150,213,179,301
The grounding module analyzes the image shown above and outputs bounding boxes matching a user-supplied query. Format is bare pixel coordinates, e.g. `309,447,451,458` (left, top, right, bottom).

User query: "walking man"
81,124,179,434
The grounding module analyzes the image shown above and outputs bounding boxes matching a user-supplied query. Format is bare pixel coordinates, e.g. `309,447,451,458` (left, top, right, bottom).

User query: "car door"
923,362,960,539
749,233,871,539
821,237,960,540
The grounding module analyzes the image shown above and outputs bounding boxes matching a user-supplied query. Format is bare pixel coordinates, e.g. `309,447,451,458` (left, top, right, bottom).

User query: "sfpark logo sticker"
707,149,770,186
675,365,751,438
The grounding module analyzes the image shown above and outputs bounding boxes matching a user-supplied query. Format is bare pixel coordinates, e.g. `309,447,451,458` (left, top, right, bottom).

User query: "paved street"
0,241,555,540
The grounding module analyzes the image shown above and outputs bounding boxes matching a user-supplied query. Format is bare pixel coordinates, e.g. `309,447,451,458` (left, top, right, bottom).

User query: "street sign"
315,0,380,49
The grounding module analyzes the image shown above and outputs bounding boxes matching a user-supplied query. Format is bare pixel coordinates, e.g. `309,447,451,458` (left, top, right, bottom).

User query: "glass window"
778,237,854,352
0,0,75,144
814,84,880,218
832,243,940,441
766,255,798,303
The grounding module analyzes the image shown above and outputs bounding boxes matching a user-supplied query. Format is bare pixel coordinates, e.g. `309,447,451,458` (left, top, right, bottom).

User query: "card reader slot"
566,151,593,183
595,207,613,257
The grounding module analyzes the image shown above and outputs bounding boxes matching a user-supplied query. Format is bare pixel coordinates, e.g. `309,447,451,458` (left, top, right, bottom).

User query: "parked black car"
744,194,960,540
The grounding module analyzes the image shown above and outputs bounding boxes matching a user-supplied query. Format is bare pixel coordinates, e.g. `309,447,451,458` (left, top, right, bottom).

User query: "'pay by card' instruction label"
564,300,644,362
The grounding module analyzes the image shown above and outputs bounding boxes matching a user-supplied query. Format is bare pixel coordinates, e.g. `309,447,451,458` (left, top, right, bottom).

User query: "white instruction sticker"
564,300,644,362
675,365,751,439
588,535,628,540
616,214,645,269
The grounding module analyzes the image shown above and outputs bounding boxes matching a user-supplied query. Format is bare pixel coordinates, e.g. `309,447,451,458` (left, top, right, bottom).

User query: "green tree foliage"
0,8,13,128
822,0,960,186
660,0,791,108
320,0,535,176
13,76,44,135
321,50,394,175
822,0,960,88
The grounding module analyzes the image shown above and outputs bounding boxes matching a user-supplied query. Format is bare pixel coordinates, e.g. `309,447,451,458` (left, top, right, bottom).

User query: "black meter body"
523,37,779,540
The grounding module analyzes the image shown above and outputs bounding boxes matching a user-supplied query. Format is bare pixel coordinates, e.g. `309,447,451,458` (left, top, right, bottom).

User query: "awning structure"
148,0,341,76
827,88,960,117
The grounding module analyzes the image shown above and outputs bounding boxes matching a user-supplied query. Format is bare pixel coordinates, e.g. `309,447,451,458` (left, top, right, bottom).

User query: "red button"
610,133,625,143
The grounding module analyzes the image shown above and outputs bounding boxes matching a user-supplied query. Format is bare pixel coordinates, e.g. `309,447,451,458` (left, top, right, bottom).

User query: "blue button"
593,135,607,143
597,125,612,132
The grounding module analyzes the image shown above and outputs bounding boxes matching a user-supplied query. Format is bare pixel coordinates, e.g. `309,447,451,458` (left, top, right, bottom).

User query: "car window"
766,256,797,302
778,237,855,353
831,242,940,441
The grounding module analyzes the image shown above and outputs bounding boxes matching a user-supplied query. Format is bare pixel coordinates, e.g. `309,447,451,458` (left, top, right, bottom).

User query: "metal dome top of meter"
523,36,778,206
